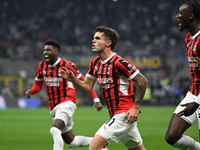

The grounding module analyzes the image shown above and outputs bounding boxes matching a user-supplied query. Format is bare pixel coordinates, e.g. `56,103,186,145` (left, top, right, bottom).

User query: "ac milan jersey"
86,53,140,117
185,31,200,96
35,58,82,110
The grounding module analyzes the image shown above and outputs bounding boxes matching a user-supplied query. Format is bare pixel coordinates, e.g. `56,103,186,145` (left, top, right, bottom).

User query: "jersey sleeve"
68,60,98,101
116,58,140,80
67,61,82,79
31,80,44,94
86,57,98,80
35,62,45,81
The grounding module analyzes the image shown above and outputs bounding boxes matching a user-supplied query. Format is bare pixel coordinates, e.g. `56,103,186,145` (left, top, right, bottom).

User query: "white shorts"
95,112,143,149
50,101,77,133
174,92,200,128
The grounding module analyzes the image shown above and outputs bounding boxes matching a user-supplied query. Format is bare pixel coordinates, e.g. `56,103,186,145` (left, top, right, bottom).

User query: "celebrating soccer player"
165,0,200,149
26,39,102,150
61,26,147,150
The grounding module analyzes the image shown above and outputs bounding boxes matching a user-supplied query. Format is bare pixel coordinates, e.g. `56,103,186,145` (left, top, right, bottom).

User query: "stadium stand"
0,0,190,106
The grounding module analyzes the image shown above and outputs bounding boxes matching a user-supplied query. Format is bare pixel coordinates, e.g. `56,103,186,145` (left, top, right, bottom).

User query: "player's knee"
52,119,65,130
50,127,61,136
165,132,180,145
67,137,76,148
89,144,95,150
89,143,104,150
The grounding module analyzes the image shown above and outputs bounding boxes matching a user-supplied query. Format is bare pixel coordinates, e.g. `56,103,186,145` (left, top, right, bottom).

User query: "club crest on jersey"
107,68,110,74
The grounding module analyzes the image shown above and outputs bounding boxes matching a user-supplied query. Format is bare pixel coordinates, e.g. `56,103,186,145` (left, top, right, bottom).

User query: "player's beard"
179,26,185,31
46,56,57,65
92,47,103,53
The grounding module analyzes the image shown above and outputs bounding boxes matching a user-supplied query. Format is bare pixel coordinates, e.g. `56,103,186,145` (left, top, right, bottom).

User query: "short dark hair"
44,39,61,51
184,0,200,23
95,26,120,51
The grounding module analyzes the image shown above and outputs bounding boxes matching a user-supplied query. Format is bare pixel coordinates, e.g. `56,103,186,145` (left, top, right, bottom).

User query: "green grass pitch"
0,106,198,150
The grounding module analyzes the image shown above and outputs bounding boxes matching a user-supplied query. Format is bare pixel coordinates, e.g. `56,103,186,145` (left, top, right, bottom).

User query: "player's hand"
61,67,74,81
177,102,199,117
26,89,32,99
93,102,103,111
124,107,139,124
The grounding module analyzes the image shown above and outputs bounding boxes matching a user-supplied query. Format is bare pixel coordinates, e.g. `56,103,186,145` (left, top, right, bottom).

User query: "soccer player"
25,39,103,150
165,0,200,149
61,26,147,150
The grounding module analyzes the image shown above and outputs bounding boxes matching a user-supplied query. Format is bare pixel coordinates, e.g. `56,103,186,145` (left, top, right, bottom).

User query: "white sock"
68,135,93,148
50,127,64,150
173,135,200,150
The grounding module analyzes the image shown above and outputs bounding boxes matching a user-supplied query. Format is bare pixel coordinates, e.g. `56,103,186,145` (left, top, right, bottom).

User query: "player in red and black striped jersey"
34,58,90,111
61,26,148,150
185,31,200,96
86,53,140,118
165,1,200,149
26,40,102,150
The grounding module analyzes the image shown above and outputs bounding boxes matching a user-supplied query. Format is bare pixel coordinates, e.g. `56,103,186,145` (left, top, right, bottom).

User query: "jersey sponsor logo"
97,77,113,89
188,56,200,62
188,56,200,68
44,77,63,86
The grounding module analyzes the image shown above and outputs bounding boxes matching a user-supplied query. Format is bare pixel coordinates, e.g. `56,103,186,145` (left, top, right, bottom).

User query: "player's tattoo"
133,73,148,105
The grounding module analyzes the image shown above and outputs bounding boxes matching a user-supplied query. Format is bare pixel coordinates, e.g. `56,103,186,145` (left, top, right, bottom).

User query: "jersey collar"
48,57,61,67
191,30,200,39
101,52,116,64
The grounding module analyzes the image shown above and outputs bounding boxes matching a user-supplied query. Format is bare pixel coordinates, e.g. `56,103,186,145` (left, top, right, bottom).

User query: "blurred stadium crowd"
0,0,192,108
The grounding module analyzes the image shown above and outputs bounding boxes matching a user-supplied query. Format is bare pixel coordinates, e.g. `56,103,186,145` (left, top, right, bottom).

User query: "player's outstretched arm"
25,80,44,98
62,67,103,111
61,67,95,93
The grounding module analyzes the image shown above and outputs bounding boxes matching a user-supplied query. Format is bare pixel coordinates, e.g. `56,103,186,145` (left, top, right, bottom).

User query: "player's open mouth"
177,18,182,27
177,18,181,27
92,45,95,49
45,55,50,61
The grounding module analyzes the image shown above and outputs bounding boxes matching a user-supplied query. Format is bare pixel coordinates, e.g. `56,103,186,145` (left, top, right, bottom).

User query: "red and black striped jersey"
35,58,82,110
86,53,140,117
185,31,200,96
